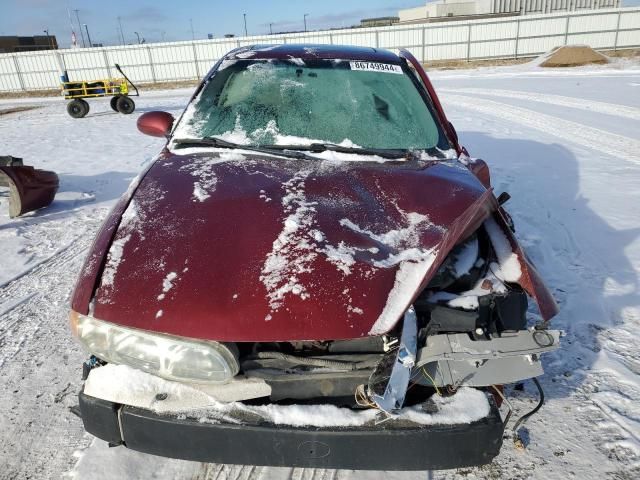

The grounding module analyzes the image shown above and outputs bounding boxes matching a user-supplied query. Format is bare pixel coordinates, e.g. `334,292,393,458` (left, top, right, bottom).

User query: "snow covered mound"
539,45,609,68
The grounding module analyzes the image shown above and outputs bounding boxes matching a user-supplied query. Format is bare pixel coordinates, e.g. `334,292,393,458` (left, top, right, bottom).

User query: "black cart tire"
67,99,89,118
116,96,135,114
110,96,120,112
79,99,90,116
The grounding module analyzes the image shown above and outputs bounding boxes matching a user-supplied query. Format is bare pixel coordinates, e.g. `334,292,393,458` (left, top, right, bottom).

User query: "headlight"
69,311,239,384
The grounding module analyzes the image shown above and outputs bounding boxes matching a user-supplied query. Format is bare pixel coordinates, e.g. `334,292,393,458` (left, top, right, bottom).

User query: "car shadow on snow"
459,131,640,401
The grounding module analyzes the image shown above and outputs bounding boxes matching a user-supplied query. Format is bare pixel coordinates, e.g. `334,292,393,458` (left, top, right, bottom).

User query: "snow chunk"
370,255,437,335
484,216,522,282
324,241,357,275
162,272,177,293
100,199,143,292
452,236,479,277
84,364,271,410
180,152,245,202
157,272,178,301
260,170,317,310
100,234,131,288
85,364,489,427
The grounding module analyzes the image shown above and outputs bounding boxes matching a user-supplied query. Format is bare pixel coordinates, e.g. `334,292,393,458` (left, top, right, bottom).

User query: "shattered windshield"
174,59,450,152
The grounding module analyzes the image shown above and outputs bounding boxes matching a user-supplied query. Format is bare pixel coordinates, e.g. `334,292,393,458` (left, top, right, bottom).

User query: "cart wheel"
110,96,120,112
79,99,90,116
116,96,135,114
67,99,89,118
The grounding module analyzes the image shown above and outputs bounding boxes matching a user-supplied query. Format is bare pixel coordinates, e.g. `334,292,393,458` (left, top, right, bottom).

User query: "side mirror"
137,111,175,137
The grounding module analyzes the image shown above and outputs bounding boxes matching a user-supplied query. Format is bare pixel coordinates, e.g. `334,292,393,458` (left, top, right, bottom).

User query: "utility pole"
117,16,125,45
43,29,50,49
74,9,86,47
304,13,309,32
134,31,141,44
84,24,93,47
243,13,247,37
190,18,195,40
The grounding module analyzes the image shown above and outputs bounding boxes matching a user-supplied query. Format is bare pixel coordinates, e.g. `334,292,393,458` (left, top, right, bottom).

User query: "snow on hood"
88,150,493,341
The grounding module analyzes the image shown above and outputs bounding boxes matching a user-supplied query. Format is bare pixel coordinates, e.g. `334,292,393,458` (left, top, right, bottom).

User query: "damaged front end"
72,206,559,470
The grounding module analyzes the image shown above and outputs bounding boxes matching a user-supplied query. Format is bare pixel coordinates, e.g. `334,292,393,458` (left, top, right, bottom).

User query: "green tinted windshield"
176,59,449,151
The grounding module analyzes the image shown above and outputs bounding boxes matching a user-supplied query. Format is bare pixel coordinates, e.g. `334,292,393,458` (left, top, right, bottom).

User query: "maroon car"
70,44,560,470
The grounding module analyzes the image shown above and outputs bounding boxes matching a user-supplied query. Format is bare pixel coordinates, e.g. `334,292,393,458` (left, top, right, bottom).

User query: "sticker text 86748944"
349,61,403,74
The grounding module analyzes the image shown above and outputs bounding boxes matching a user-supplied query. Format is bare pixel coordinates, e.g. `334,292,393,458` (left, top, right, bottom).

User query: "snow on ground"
0,57,639,479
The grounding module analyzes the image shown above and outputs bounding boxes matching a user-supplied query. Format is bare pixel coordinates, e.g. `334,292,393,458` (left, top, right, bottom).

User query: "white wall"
0,7,638,92
399,0,622,21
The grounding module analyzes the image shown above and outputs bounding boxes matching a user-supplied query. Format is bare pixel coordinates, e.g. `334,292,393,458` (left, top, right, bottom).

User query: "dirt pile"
540,45,609,67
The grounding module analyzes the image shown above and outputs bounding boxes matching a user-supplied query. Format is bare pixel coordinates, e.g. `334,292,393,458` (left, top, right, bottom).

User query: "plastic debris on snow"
84,364,490,427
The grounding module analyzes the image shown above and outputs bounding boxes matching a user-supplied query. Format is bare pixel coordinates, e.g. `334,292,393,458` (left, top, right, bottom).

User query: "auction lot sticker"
350,61,402,74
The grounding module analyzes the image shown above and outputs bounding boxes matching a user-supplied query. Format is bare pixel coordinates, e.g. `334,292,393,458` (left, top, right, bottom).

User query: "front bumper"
79,390,504,471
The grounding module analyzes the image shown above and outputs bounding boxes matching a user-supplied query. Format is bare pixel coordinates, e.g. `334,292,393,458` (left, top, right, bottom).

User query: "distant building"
398,0,621,23
360,16,400,28
0,35,58,53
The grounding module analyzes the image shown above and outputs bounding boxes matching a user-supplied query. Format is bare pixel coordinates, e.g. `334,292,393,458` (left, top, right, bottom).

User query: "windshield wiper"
172,137,312,160
261,143,409,159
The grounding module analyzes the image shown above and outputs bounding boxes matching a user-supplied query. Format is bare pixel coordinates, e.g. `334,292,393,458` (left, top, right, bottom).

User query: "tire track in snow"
440,87,640,121
444,93,640,165
0,215,103,480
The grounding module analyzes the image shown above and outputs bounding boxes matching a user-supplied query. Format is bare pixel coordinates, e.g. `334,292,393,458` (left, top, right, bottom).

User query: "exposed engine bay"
231,220,559,416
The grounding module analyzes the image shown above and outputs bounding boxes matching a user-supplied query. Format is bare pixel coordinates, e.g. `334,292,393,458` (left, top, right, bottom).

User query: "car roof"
225,44,402,64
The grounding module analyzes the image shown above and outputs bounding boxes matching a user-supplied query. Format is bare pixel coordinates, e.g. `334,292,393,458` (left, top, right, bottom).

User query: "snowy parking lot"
1,58,639,479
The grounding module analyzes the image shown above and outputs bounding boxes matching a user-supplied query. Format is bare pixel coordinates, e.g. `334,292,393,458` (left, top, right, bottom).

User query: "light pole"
161,31,166,42
304,13,309,32
134,31,141,44
243,13,247,37
74,9,86,47
190,18,195,40
43,29,52,49
83,24,93,47
117,16,125,45
269,23,273,35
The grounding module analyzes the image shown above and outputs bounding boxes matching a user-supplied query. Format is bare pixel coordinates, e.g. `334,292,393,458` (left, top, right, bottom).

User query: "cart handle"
114,63,140,97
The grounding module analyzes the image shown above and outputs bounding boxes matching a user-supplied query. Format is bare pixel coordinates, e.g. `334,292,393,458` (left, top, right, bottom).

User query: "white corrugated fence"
0,7,638,92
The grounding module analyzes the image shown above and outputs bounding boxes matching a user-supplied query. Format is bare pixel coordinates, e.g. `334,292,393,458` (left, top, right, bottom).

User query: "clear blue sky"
2,0,638,47
0,0,419,47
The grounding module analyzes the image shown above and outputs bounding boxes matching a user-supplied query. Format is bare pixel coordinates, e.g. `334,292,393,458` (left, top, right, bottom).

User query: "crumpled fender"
0,159,59,218
493,208,559,321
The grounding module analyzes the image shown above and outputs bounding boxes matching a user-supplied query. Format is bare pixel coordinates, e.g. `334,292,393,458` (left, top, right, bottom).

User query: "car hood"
72,150,556,341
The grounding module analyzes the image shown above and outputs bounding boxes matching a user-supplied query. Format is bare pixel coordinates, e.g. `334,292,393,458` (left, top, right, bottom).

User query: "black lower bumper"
78,392,504,471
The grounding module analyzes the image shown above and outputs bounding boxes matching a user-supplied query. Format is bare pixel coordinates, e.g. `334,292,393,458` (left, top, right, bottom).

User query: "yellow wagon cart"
61,64,140,118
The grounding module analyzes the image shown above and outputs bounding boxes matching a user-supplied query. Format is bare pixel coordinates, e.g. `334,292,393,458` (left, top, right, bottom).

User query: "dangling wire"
421,367,442,396
512,378,545,441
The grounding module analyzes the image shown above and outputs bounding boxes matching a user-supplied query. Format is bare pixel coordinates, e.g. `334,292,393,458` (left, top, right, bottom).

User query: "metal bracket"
370,306,418,414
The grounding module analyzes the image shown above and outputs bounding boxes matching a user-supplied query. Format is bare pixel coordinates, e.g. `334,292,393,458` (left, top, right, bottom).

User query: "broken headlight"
69,311,239,384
